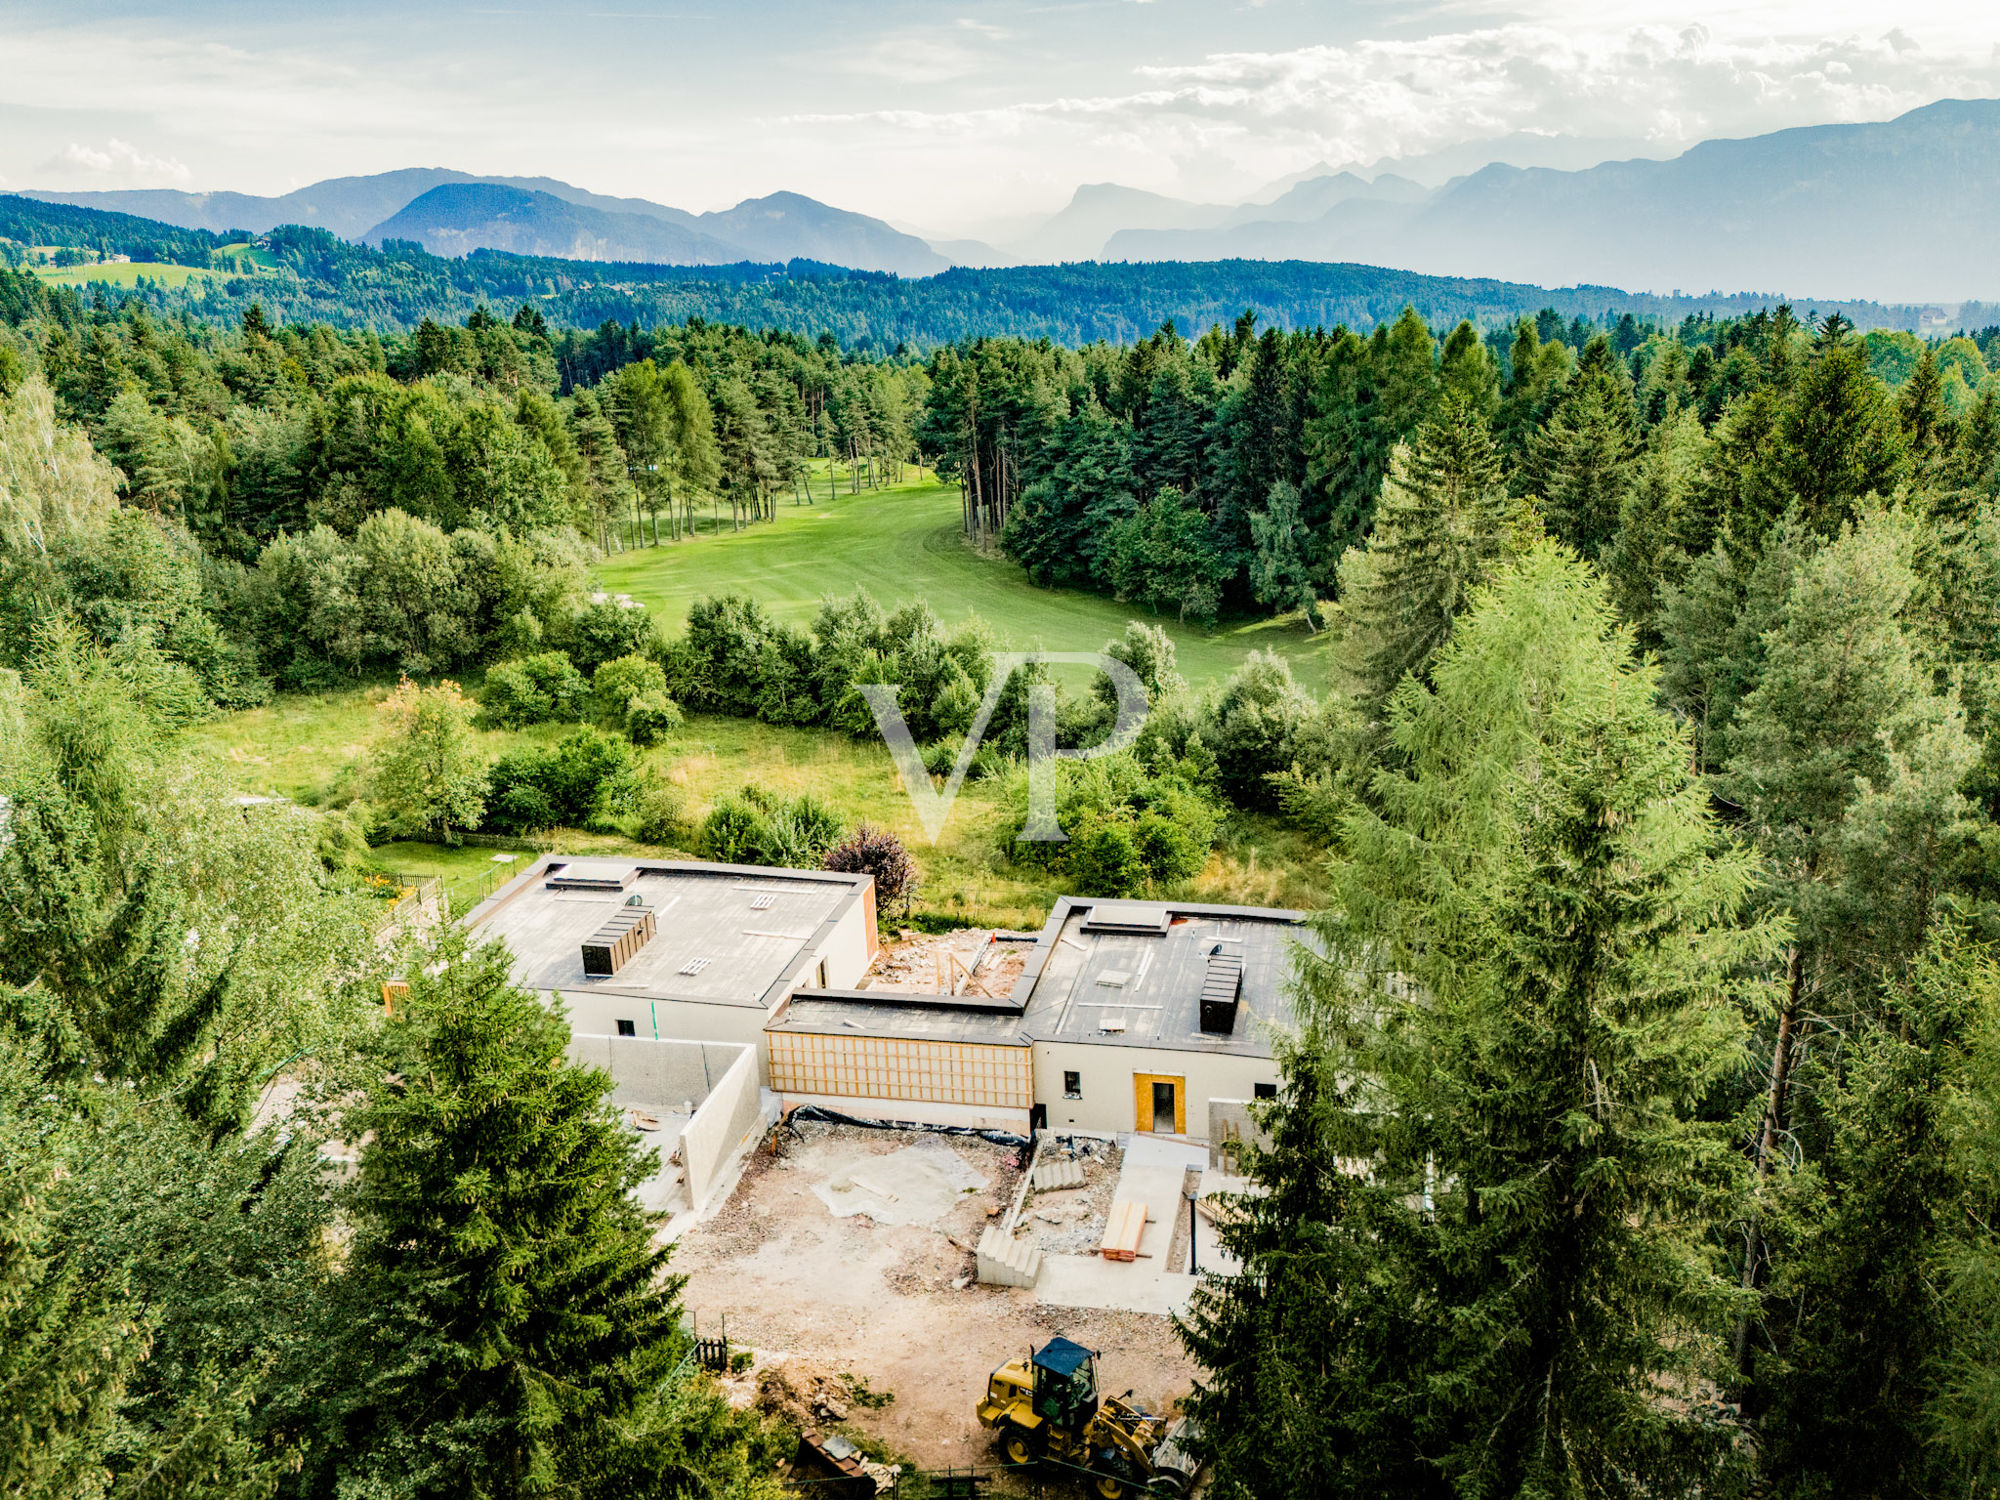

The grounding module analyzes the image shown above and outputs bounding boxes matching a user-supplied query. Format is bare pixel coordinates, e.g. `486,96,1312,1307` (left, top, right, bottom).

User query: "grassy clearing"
594,462,1331,692
32,260,218,289
196,685,1324,930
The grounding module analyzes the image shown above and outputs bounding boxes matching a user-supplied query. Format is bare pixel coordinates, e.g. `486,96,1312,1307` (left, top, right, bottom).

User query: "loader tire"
999,1423,1039,1467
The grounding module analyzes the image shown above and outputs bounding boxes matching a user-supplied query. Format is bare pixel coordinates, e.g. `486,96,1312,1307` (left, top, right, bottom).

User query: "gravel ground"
673,1121,1197,1470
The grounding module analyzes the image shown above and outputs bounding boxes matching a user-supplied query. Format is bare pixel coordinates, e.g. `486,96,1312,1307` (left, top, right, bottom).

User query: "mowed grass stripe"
592,466,1329,690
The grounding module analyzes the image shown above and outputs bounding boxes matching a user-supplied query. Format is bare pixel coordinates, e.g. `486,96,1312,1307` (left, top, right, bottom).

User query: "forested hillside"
6,254,2000,1496
4,194,1979,349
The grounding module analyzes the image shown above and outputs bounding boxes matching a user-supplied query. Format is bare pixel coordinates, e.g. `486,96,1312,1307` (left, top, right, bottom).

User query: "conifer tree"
1333,393,1523,710
1179,1038,1436,1500
1527,337,1638,559
322,930,685,1499
1204,545,1780,1498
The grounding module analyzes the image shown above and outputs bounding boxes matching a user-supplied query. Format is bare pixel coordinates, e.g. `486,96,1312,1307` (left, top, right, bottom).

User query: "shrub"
631,771,690,847
824,824,921,917
480,650,588,728
1202,650,1313,809
1068,820,1147,897
593,653,667,723
624,690,683,746
760,794,843,868
483,728,636,833
696,796,767,864
1002,751,1222,892
559,598,660,674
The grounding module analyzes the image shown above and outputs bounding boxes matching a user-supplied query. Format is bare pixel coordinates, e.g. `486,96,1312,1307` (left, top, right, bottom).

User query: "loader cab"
1031,1337,1100,1431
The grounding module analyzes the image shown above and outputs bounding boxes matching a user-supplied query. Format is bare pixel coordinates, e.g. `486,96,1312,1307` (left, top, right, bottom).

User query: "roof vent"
581,903,655,976
1199,953,1244,1035
678,957,712,976
1080,902,1172,936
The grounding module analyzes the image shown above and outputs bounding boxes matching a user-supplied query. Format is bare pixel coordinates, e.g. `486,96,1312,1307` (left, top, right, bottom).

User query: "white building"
467,858,1299,1159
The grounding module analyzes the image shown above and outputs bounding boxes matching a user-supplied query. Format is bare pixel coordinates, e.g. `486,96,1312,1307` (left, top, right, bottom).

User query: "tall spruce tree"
321,931,685,1499
1199,544,1782,1499
1527,336,1638,559
1333,392,1524,711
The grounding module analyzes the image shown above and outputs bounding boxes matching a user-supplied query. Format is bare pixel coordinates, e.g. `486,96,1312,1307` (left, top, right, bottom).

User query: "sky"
2,0,1997,237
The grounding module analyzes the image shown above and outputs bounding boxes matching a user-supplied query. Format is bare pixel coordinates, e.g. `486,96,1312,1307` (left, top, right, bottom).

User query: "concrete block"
977,1224,1042,1288
1032,1158,1085,1191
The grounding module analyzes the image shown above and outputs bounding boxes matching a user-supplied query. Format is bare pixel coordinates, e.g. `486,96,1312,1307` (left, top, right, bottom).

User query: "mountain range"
16,98,2000,300
21,169,947,277
1093,98,2000,302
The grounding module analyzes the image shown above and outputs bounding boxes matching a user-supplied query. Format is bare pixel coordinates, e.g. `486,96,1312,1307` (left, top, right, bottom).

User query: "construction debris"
860,928,1029,997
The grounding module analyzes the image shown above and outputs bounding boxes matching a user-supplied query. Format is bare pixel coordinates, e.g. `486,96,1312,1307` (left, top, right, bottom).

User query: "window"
1063,1071,1082,1099
1254,1082,1277,1100
616,1019,637,1037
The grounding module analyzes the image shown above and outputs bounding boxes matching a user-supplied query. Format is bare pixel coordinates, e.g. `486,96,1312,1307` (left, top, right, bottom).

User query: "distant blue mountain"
22,169,946,277
1107,98,2000,302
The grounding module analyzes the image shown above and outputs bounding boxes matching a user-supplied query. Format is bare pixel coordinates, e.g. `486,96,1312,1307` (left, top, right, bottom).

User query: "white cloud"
773,19,2000,215
39,137,191,187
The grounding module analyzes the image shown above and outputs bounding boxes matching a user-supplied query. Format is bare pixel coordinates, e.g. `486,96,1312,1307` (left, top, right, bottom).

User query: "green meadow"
198,683,1322,930
594,463,1331,691
197,462,1335,926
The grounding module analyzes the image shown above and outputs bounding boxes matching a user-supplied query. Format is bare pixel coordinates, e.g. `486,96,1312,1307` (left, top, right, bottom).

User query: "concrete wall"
566,1033,746,1111
677,1046,763,1209
1031,1041,1279,1141
557,991,772,1053
1207,1097,1272,1172
814,896,875,990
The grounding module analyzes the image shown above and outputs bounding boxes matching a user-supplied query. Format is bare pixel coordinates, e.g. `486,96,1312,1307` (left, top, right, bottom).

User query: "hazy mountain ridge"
1104,98,2000,301
23,170,945,277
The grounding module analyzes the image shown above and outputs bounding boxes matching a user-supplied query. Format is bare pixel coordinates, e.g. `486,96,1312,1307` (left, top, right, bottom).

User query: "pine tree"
1179,1039,1438,1500
1247,477,1318,626
1333,393,1523,710
1602,404,1709,643
323,931,685,1499
1775,316,1905,536
1896,346,1954,487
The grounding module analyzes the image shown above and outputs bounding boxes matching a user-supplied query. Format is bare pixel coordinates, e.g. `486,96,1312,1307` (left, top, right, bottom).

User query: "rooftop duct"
1199,952,1244,1035
581,904,655,976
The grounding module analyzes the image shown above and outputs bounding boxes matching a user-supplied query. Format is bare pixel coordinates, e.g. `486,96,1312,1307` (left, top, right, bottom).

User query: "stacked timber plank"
1099,1199,1149,1261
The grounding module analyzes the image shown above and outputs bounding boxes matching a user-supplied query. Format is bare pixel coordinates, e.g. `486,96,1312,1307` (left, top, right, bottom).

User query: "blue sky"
3,1,1995,233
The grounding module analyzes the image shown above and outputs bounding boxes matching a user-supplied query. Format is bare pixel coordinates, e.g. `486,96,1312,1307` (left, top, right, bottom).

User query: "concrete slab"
1036,1254,1199,1318
1034,1133,1210,1316
812,1137,989,1226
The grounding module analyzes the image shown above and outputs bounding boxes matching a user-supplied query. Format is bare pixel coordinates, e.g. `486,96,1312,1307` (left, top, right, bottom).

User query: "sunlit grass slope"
593,463,1330,691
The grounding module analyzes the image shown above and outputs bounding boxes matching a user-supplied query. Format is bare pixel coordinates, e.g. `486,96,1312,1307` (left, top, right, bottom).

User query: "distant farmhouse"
465,857,1301,1215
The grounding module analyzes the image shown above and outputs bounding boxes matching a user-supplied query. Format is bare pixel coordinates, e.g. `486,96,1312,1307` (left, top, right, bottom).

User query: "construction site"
459,857,1296,1495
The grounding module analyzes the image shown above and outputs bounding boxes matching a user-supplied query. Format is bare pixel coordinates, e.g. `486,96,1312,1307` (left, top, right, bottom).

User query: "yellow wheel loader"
975,1337,1201,1498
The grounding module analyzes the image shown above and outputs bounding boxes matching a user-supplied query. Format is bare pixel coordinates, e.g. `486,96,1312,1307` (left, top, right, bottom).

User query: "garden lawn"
196,687,1323,931
593,463,1332,692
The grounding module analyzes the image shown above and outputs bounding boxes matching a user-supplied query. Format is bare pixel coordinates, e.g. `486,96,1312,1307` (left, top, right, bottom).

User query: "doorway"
1133,1073,1186,1134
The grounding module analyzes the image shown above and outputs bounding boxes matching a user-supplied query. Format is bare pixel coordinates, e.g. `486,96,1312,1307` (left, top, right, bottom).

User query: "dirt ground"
674,1120,1199,1471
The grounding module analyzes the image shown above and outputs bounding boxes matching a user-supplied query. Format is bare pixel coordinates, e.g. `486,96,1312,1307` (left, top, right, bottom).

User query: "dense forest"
6,192,1991,348
7,246,2000,1498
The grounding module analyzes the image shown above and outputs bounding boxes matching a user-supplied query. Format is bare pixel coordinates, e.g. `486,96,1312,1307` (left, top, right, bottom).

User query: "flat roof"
767,994,1031,1047
1015,898,1305,1060
466,857,870,1011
